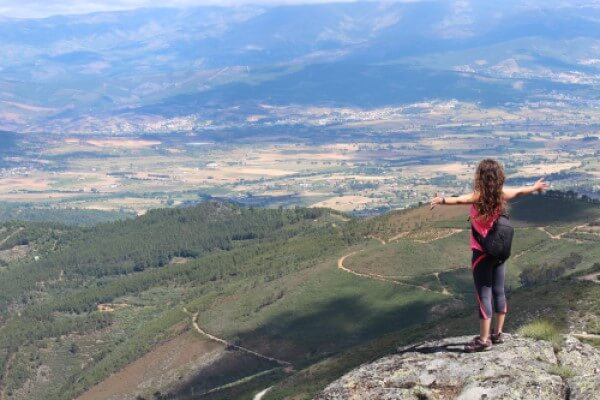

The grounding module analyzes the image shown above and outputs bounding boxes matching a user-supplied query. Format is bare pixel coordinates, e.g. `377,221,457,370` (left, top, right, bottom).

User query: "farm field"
1,121,598,218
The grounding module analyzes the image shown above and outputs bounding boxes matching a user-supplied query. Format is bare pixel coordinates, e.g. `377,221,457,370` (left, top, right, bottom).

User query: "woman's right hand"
533,177,550,192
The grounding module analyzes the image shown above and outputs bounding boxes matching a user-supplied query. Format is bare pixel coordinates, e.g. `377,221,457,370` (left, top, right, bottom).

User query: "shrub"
520,263,565,288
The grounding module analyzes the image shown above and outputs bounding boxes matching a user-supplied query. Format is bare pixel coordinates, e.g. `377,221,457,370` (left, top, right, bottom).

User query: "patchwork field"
1,126,598,216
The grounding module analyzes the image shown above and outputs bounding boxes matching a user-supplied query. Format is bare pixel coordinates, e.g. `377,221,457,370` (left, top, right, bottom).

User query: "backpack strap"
471,224,485,247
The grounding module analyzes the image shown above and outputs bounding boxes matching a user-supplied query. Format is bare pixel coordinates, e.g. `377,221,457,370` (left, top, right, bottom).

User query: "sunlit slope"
344,194,600,293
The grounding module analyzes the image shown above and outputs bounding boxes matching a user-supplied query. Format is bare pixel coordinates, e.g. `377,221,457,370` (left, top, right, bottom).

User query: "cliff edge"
315,334,600,400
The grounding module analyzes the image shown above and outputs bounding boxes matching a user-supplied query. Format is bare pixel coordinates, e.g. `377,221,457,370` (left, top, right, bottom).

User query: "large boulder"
315,334,600,400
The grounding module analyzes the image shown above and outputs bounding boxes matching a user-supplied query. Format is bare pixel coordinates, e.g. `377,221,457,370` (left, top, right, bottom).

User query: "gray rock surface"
558,335,600,399
315,335,600,400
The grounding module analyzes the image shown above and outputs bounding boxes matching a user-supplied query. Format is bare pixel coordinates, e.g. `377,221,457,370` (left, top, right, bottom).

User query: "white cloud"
0,0,424,19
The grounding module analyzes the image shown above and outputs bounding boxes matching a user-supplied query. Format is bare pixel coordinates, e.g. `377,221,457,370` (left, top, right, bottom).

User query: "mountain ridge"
2,1,600,133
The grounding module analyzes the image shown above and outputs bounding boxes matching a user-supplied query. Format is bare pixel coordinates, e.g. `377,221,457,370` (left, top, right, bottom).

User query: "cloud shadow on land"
166,350,275,399
170,294,439,398
509,195,600,225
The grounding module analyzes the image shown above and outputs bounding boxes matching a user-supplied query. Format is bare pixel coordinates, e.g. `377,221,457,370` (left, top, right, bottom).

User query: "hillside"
0,194,598,399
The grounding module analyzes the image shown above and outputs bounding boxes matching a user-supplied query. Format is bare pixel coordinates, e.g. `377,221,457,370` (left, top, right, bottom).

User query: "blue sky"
0,0,419,19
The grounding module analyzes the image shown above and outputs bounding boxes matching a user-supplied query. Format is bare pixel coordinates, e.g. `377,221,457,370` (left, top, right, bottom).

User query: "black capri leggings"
472,250,507,320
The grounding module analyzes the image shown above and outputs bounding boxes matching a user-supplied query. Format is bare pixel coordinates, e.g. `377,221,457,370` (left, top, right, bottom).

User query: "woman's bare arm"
502,178,549,201
430,192,477,209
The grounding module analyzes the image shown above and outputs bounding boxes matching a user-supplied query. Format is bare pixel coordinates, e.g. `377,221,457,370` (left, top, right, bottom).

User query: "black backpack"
471,214,514,262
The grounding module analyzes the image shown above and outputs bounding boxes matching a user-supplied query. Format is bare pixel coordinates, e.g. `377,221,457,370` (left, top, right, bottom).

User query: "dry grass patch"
77,331,223,400
311,196,374,212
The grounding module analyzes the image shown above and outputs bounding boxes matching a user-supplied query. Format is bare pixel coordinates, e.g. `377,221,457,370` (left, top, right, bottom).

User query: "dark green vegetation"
0,204,133,226
0,194,599,399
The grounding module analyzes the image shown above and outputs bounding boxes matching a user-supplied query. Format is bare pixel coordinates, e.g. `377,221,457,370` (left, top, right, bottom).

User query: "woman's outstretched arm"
502,177,549,201
430,192,476,209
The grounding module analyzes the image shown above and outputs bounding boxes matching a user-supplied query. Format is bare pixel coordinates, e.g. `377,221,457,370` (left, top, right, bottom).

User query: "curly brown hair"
474,159,506,219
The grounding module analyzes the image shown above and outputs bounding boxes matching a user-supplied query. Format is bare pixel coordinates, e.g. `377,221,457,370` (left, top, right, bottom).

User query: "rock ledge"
315,334,600,400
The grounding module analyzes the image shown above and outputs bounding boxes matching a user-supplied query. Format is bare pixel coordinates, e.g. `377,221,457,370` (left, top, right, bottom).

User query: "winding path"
538,223,591,241
337,236,462,296
182,307,293,368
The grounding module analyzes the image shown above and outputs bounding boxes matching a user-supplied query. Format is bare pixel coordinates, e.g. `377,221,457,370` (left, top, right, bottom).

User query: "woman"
430,159,549,352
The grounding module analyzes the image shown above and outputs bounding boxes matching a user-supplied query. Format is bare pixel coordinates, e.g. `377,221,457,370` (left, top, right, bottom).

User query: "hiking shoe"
464,336,492,353
491,332,505,344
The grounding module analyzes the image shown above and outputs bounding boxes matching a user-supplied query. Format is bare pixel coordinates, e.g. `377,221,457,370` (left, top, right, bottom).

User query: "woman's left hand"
430,194,444,209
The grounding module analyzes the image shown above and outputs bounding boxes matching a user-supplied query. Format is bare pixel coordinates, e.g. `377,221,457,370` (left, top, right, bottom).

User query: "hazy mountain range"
1,0,600,133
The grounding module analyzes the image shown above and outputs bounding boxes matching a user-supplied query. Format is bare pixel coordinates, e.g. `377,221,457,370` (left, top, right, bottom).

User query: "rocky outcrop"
315,334,600,400
558,335,600,399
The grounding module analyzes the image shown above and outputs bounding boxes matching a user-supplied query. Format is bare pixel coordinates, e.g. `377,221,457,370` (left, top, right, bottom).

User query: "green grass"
507,237,600,288
345,233,470,278
510,227,552,255
438,269,474,298
518,320,563,350
544,226,572,237
548,365,574,379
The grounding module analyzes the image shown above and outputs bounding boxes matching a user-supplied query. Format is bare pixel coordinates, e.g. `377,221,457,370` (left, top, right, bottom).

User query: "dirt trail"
368,235,386,245
512,248,529,260
388,231,410,242
0,227,23,247
414,229,464,243
253,387,272,400
338,229,472,295
183,308,292,368
538,223,590,240
337,250,454,295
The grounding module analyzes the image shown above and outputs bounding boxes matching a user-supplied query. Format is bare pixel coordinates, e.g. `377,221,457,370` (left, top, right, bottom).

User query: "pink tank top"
470,204,501,251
